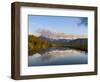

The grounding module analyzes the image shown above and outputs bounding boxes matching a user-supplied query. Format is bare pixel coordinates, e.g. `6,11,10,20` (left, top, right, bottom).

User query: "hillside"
28,35,49,55
67,38,88,51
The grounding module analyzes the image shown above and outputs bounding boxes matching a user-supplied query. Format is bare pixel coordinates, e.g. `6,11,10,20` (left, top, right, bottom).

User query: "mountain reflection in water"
28,47,88,66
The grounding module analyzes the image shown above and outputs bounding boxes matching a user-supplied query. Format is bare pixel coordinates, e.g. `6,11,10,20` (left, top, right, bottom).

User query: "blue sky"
28,15,88,36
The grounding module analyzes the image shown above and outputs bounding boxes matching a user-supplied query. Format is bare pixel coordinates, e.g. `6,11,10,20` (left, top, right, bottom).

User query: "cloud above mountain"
36,28,87,39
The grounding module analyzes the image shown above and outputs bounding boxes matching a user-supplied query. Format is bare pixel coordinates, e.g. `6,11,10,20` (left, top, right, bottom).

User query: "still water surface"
28,47,88,66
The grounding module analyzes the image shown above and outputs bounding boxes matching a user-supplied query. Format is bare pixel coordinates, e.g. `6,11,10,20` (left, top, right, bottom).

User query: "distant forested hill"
67,38,88,51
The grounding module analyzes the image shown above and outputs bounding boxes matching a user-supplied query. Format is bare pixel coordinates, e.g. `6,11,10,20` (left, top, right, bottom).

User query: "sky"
28,15,88,36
